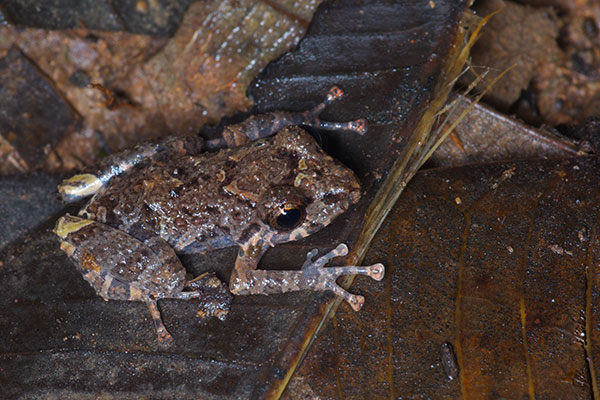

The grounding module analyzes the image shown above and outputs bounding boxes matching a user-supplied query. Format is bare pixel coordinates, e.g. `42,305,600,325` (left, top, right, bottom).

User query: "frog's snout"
344,169,361,205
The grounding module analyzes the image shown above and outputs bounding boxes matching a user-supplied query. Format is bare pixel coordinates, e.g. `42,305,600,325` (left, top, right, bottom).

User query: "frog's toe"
302,243,348,270
147,300,175,347
53,214,94,240
299,245,384,310
327,85,344,101
348,294,365,312
369,263,385,281
156,327,174,348
349,118,368,135
330,284,365,311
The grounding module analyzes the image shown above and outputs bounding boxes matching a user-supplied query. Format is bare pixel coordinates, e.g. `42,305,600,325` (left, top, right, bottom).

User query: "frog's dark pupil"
276,208,302,229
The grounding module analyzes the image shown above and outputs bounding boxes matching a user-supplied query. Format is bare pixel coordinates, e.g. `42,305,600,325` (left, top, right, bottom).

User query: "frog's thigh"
58,135,204,202
54,214,185,301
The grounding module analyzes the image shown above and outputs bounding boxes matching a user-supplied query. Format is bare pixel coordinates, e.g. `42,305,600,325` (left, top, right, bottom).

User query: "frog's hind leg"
54,214,187,347
164,273,233,321
58,135,203,202
215,86,368,148
229,243,384,311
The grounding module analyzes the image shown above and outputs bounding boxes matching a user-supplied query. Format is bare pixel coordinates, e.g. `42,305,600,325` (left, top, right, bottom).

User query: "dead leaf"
293,156,600,399
430,93,582,168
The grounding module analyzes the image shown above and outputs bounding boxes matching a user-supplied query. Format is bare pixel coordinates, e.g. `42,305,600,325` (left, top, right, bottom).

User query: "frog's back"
80,149,227,249
80,136,297,252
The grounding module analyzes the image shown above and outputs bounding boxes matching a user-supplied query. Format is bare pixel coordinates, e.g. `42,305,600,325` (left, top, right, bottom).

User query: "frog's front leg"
210,86,368,149
229,243,384,311
58,135,203,202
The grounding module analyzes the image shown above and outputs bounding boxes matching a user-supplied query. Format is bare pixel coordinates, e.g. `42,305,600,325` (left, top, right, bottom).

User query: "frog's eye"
269,202,306,231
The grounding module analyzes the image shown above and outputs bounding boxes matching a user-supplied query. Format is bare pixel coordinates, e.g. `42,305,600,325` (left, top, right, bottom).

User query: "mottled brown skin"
54,87,384,346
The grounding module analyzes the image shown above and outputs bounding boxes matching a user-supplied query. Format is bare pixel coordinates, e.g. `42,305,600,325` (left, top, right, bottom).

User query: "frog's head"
257,127,361,245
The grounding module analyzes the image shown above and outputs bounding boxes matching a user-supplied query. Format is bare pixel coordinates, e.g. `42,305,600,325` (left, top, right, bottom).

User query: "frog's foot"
58,173,104,202
301,244,385,311
309,85,344,114
146,300,174,347
229,243,385,311
170,273,233,321
302,86,368,135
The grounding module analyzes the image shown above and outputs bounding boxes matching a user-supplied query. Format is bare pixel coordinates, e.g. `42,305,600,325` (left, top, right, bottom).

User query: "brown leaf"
293,156,600,399
143,0,320,135
0,47,80,172
0,0,322,172
430,93,582,168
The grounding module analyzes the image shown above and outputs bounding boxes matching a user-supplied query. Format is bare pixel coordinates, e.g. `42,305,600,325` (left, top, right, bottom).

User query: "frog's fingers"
300,86,366,135
302,245,346,270
221,86,368,147
323,263,385,281
314,118,368,135
230,242,385,312
308,85,345,115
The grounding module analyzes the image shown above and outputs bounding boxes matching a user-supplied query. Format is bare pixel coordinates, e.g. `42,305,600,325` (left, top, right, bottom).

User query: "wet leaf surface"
293,155,600,399
0,174,64,248
0,0,468,398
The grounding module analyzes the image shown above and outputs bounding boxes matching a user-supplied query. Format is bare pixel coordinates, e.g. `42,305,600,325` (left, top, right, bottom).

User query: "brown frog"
54,86,385,346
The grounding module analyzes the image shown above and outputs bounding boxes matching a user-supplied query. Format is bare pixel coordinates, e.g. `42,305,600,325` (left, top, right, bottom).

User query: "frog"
54,86,385,347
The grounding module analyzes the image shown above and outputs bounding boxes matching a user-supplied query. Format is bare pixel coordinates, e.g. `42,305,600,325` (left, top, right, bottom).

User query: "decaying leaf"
0,0,323,173
1,0,194,36
143,0,323,135
468,0,561,111
293,156,600,399
430,93,583,168
466,0,600,126
0,47,81,173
